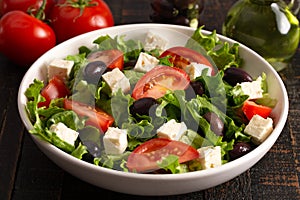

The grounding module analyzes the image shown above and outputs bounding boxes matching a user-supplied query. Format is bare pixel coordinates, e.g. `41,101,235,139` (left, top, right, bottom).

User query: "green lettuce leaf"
185,26,242,70
93,35,143,63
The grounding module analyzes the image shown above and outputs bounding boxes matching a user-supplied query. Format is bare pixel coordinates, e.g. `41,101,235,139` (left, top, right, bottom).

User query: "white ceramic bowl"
18,24,288,196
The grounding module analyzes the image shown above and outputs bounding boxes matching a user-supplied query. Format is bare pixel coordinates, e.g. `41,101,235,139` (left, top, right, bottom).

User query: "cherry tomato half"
63,99,114,133
38,76,70,108
127,138,199,173
0,11,56,67
159,46,217,75
242,100,272,120
87,49,124,70
132,65,190,100
50,0,114,43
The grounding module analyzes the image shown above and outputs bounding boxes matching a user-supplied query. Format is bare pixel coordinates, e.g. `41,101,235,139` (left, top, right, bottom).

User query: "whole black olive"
223,67,253,86
229,142,252,160
83,61,107,84
130,97,158,117
185,81,205,100
203,112,224,136
191,81,205,96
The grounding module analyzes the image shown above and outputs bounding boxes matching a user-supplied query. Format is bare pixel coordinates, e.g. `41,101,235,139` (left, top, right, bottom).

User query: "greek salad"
25,27,277,174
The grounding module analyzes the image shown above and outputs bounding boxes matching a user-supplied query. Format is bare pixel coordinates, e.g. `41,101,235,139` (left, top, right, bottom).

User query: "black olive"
229,142,252,160
203,112,224,136
185,81,205,100
83,61,107,84
223,67,253,86
124,60,137,69
191,81,205,96
130,97,158,117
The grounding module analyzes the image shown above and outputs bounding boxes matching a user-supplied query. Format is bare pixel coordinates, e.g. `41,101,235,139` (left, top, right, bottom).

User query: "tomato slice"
87,49,124,70
63,99,114,133
242,100,272,120
159,46,217,75
38,76,70,108
127,138,199,173
132,65,190,100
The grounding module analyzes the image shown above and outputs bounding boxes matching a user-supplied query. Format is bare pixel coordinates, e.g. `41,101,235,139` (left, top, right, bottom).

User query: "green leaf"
46,110,85,131
186,26,220,51
93,34,143,63
24,79,45,122
94,151,131,171
71,142,88,159
157,155,182,174
111,89,134,126
208,42,242,70
179,129,211,149
186,26,242,71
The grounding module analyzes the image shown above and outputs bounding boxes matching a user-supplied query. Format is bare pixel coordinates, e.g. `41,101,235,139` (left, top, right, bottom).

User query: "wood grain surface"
0,0,299,199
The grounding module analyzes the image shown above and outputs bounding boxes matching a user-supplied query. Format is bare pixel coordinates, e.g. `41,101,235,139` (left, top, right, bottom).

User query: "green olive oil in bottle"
223,0,300,71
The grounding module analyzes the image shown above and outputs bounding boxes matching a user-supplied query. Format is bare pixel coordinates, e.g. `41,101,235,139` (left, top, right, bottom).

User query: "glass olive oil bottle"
223,0,300,71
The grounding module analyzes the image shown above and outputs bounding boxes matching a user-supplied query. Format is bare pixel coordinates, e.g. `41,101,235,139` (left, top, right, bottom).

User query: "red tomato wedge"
242,100,272,120
87,49,124,70
127,138,199,173
132,65,190,100
38,76,70,108
63,99,114,133
159,46,217,75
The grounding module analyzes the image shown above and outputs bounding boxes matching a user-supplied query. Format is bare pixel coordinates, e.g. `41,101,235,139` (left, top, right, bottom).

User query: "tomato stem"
35,0,47,20
63,0,98,8
60,0,98,21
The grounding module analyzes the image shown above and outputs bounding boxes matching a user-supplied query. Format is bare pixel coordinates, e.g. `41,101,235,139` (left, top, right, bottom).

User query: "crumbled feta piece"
185,62,212,80
103,127,128,155
237,76,263,100
133,52,159,73
144,32,168,53
48,59,74,81
198,146,222,169
102,68,130,93
49,122,79,146
244,114,273,145
157,119,187,141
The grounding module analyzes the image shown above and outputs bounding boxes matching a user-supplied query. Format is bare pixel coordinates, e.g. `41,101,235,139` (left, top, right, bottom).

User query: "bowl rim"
17,23,289,181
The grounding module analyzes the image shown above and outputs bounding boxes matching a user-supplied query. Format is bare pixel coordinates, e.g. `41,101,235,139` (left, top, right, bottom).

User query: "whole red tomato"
0,0,56,17
0,11,56,67
50,0,114,43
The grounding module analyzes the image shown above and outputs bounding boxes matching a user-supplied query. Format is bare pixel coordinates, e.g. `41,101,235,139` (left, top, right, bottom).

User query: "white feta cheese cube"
102,68,130,93
157,119,187,141
244,114,273,145
144,32,168,53
103,127,128,155
49,122,79,146
133,52,159,73
237,76,263,100
48,59,74,81
185,62,212,80
198,146,222,169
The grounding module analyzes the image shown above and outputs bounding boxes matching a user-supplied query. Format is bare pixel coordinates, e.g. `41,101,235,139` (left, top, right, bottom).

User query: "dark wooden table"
1,0,299,199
